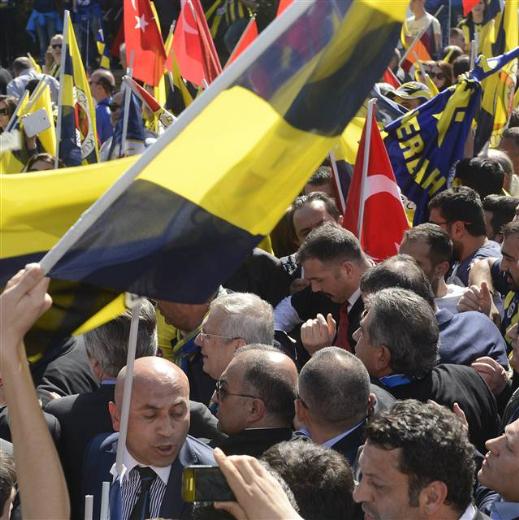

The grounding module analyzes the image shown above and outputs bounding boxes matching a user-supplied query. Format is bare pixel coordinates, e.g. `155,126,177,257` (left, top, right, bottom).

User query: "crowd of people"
1,0,519,519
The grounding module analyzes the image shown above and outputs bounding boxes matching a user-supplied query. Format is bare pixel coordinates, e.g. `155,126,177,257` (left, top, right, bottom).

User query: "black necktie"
129,466,157,520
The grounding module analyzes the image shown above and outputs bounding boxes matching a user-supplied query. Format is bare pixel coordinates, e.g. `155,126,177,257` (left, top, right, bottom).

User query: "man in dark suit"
213,344,297,457
296,347,392,466
354,400,488,520
355,287,499,454
296,223,371,355
45,301,222,519
82,357,214,520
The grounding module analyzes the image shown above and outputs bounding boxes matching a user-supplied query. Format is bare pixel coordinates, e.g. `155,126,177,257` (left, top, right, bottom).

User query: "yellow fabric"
62,11,99,163
27,53,42,74
0,156,137,259
73,293,127,335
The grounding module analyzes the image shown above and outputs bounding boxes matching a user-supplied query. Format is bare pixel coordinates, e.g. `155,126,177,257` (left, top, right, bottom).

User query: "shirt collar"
458,504,477,520
110,446,171,485
322,420,365,448
347,288,361,309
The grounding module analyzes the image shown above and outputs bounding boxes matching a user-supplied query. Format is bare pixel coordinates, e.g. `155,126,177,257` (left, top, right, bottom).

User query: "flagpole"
226,16,256,66
120,51,135,158
328,151,346,214
55,11,71,169
38,0,312,275
358,99,377,242
114,297,143,477
399,5,444,68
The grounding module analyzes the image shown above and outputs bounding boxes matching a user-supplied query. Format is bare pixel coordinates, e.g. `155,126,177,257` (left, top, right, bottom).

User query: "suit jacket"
330,421,366,467
83,432,214,520
214,427,294,457
45,383,224,519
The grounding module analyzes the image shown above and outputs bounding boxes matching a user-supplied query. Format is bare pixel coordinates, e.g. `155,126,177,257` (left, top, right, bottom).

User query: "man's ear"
295,398,308,425
108,401,121,432
247,397,266,425
377,345,392,372
367,392,377,417
233,338,247,351
451,220,466,239
434,260,450,278
419,481,448,516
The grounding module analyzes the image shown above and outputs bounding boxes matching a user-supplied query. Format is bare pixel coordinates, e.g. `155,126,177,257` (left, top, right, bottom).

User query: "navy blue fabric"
95,97,113,144
437,308,509,367
82,432,214,520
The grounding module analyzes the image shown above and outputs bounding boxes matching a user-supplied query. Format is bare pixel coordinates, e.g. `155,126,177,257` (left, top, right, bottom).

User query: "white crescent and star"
135,14,149,31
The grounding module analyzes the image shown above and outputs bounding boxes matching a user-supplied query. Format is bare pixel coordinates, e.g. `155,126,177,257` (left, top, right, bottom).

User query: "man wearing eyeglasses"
213,344,298,457
89,69,115,144
428,187,501,287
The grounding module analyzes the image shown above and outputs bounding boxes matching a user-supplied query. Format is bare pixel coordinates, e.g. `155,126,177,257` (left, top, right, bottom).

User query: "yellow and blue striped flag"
96,28,111,69
57,10,99,166
39,0,407,304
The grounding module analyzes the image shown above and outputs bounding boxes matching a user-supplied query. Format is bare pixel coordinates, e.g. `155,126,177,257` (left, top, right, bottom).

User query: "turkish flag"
172,0,221,87
343,109,409,261
124,0,167,86
383,67,401,88
462,0,481,16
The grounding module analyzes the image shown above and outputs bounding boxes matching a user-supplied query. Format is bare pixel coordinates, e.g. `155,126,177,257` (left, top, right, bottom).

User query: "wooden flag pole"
329,151,346,214
358,99,377,243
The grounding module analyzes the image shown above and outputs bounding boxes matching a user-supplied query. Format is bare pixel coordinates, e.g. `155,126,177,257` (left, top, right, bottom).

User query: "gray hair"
82,299,157,377
299,347,370,425
367,288,439,377
209,292,274,345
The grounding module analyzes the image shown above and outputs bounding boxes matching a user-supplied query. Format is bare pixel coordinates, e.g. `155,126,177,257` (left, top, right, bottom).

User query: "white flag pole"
55,10,71,169
38,0,312,276
114,298,143,477
357,99,377,243
83,495,93,520
120,51,135,158
99,481,110,520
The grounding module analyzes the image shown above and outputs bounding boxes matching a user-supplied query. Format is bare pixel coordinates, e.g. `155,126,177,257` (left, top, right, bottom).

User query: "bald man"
89,69,115,144
83,357,214,520
214,344,298,457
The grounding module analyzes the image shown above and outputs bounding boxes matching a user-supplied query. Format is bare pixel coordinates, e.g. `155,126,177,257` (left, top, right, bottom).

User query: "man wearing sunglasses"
213,344,298,457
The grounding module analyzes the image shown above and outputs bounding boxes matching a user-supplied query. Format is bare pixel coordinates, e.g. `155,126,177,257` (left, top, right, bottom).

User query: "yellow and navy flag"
0,157,136,357
385,78,482,225
40,0,407,304
57,11,99,166
96,28,111,69
474,0,518,152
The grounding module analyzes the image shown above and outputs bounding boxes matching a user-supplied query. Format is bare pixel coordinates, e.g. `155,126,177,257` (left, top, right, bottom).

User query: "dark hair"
403,223,453,266
235,346,297,425
452,55,470,78
24,153,62,172
0,451,15,515
291,191,341,222
262,440,356,520
360,254,436,308
433,60,454,88
299,347,370,427
0,95,17,119
297,222,363,265
365,288,439,377
442,46,463,64
482,195,519,239
455,157,505,199
502,220,519,240
365,400,475,515
428,186,486,236
307,166,332,186
503,126,519,145
508,109,519,128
